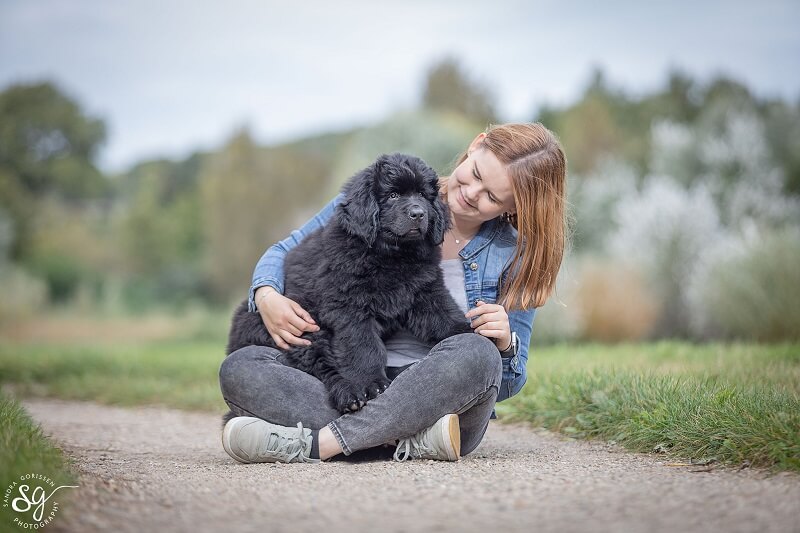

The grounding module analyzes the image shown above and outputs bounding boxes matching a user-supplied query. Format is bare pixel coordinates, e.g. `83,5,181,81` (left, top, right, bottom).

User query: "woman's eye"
389,192,399,200
472,169,481,181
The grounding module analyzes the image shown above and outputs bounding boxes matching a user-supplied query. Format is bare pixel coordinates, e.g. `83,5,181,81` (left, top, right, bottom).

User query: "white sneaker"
393,414,460,462
222,417,320,464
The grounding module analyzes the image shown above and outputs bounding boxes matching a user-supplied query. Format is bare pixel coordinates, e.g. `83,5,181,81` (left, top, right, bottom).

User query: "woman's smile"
457,187,476,210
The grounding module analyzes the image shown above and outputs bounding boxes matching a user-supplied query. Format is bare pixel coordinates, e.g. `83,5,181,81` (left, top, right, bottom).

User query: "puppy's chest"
345,261,433,307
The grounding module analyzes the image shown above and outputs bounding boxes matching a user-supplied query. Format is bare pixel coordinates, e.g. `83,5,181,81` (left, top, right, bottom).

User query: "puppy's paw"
328,380,368,414
367,375,392,399
349,370,391,401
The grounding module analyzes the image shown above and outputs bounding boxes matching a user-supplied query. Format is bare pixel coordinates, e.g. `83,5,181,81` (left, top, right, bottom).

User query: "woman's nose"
463,186,480,205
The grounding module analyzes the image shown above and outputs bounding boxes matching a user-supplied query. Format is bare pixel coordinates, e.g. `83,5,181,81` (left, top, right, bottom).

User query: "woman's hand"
255,286,320,350
465,300,512,352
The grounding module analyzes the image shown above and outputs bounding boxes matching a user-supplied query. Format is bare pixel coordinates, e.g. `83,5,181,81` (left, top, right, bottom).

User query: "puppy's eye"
389,192,399,200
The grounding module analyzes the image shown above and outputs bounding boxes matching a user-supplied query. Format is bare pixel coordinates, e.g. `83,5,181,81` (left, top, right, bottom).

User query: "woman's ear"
468,132,487,154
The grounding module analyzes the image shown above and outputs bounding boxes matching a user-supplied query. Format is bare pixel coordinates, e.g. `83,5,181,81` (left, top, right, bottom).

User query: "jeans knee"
218,353,237,399
218,345,262,398
448,333,502,383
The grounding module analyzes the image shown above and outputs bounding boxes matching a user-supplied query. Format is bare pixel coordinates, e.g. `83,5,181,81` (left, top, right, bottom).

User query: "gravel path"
18,398,800,533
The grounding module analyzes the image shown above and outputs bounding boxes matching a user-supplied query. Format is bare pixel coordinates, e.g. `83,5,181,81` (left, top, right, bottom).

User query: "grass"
0,340,228,413
497,342,800,472
0,392,78,528
1,332,798,472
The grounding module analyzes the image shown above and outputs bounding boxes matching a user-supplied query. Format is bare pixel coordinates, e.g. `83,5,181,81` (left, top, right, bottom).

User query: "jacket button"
470,262,478,271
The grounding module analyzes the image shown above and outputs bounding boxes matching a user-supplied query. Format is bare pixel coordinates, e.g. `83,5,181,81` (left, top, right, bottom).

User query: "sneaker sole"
222,416,254,463
441,414,461,461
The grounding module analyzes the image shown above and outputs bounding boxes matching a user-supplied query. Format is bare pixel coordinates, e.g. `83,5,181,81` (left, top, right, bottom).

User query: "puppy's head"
337,153,448,249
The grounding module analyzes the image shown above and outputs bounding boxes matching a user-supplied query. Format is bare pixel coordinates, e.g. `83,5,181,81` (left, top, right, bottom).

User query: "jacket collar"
458,217,504,260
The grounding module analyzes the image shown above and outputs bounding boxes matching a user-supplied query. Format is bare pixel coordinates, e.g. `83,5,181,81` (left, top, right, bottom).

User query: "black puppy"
225,153,473,415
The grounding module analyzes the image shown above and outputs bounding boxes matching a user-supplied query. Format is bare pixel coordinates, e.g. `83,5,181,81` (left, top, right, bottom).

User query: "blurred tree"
121,162,194,274
0,82,107,260
25,199,112,303
422,57,498,126
762,98,800,195
116,157,205,306
641,70,701,124
328,109,480,198
538,69,635,175
200,128,329,304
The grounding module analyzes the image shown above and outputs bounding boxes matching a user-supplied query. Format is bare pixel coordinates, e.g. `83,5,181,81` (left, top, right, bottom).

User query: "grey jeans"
218,333,502,457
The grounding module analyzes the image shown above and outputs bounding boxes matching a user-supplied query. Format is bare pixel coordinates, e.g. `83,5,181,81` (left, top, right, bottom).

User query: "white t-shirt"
385,258,468,367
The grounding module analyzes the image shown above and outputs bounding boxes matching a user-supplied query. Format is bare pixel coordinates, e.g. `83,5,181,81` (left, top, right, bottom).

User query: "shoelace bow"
257,422,313,462
393,433,435,462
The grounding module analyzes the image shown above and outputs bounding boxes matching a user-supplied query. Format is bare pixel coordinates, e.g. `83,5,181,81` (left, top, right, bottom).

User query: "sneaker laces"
257,422,315,463
393,433,435,462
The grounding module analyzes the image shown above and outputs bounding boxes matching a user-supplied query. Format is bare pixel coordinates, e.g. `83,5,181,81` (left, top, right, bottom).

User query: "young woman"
219,122,567,463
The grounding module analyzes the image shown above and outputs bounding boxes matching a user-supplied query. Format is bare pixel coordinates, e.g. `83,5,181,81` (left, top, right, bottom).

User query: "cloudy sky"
1,0,798,172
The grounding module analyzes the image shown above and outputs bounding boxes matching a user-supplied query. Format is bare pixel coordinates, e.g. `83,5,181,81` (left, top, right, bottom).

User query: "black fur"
224,153,473,416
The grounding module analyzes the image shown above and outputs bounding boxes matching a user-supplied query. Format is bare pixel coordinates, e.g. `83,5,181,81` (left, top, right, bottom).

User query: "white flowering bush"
650,120,699,185
568,158,637,254
606,176,722,336
686,227,800,341
570,106,800,339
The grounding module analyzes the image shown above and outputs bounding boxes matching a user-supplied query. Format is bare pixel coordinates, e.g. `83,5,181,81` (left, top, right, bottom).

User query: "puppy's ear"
411,157,449,246
337,158,382,247
429,195,449,246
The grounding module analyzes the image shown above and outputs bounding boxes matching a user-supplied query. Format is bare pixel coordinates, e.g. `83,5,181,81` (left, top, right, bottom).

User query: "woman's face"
446,133,515,225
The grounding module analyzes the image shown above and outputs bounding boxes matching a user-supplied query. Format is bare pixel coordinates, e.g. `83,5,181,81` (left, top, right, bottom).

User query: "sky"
1,0,799,172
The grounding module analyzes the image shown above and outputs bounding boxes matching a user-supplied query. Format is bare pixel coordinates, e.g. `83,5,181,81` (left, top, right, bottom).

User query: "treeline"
1,60,798,341
539,70,800,342
0,59,491,315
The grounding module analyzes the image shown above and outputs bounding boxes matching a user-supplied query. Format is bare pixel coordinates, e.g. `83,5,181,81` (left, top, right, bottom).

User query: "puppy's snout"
408,205,425,221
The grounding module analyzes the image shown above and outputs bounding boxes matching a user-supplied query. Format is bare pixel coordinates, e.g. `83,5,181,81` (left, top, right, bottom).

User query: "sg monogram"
5,476,79,524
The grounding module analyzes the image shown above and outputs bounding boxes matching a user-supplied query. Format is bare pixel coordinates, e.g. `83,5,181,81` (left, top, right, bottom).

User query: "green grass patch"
498,342,800,472
1,392,79,527
2,337,798,472
0,341,228,413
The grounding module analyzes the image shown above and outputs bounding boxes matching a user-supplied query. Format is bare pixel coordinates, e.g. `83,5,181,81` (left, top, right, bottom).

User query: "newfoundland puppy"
225,153,473,414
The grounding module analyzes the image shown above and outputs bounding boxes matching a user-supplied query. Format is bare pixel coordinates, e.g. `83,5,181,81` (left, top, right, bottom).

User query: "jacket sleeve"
496,306,537,402
248,194,343,311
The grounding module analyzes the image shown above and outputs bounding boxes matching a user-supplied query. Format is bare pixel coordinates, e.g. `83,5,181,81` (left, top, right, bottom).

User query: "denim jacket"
249,194,536,403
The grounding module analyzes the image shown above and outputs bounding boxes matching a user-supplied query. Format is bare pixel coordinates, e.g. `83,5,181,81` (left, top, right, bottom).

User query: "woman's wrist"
498,337,513,352
255,286,277,308
498,331,518,356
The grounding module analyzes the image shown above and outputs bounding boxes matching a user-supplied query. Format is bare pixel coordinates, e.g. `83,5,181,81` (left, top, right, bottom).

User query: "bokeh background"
1,0,799,344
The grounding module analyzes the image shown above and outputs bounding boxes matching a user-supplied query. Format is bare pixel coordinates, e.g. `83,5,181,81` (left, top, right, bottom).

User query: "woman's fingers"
285,332,310,347
276,328,310,348
276,316,312,346
475,328,506,339
474,326,511,352
474,321,506,334
283,316,309,337
469,310,506,328
465,302,492,319
469,313,492,328
259,293,319,350
269,331,290,350
290,302,318,327
287,313,319,334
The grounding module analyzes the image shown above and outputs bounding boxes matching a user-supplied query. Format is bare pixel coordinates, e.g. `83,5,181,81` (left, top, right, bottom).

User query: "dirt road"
17,398,800,533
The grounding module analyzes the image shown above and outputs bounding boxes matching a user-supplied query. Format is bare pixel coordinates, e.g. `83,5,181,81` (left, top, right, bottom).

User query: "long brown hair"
444,123,568,311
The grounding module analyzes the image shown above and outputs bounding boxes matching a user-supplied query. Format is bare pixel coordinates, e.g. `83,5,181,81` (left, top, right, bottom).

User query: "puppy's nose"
408,206,425,220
